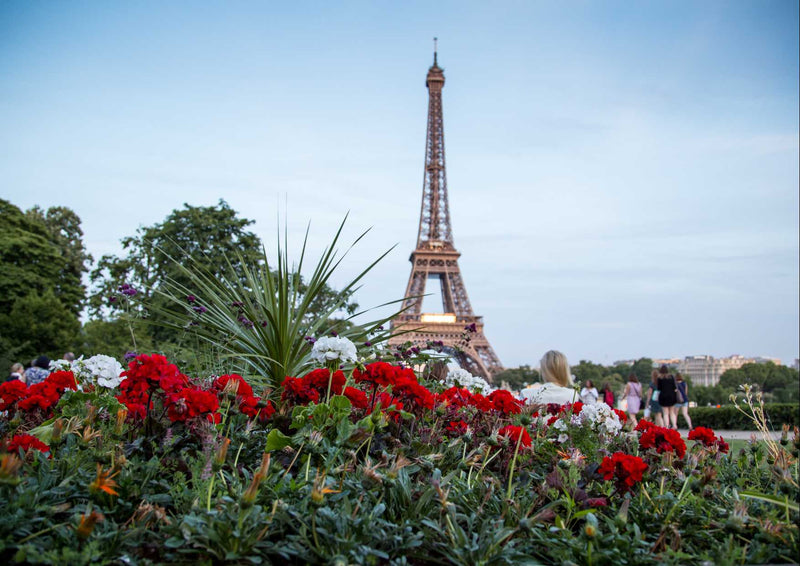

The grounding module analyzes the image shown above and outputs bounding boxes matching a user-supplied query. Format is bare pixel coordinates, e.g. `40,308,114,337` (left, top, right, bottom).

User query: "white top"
521,383,579,405
580,387,599,404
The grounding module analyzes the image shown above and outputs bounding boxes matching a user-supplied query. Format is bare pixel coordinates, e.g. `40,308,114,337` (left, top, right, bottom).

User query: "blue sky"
2,1,798,367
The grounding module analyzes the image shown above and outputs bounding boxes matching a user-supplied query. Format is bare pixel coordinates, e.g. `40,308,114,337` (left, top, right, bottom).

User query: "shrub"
686,403,798,430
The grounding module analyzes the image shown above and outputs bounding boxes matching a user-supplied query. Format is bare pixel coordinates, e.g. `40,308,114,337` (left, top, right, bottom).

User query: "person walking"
656,365,679,429
675,373,692,430
644,371,664,427
623,373,642,427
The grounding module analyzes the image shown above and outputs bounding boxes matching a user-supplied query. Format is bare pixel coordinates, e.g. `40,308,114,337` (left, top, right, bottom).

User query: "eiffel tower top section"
416,40,454,252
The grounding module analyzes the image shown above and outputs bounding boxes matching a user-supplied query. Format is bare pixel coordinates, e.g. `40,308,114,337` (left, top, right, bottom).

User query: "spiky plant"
153,216,406,388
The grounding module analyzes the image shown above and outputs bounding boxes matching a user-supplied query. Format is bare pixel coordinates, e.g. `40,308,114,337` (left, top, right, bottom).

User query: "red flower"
392,374,434,410
212,374,254,398
639,426,686,458
635,419,655,433
6,434,50,455
165,387,220,422
17,382,60,414
446,420,469,436
239,396,275,421
599,452,647,492
716,438,730,453
688,426,717,447
498,425,532,448
281,376,320,405
0,380,29,411
45,370,77,393
613,409,628,423
488,390,522,415
354,362,397,388
302,368,346,396
121,354,187,393
343,387,369,410
546,415,560,427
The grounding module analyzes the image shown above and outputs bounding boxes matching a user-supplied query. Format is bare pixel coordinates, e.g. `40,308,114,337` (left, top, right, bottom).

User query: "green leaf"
264,429,292,452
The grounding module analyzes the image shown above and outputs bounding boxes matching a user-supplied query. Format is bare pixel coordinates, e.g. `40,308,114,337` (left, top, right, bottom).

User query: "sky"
1,1,798,368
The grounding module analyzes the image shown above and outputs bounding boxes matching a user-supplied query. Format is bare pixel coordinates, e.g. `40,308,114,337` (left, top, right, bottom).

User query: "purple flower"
364,341,372,347
260,320,268,328
464,323,477,333
192,305,207,314
108,296,118,304
330,331,338,337
231,301,244,309
186,295,197,303
304,336,316,344
124,351,138,362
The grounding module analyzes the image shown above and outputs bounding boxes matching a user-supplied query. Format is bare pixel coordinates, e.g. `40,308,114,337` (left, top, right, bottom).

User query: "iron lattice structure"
389,49,503,380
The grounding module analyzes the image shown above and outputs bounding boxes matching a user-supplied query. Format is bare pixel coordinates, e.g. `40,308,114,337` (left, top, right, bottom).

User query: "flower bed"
1,354,798,565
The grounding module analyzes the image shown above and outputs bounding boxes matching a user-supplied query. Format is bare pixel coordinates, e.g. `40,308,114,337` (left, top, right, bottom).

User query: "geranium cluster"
599,452,648,493
4,434,50,456
0,370,77,418
212,374,275,422
636,421,687,458
688,426,729,453
72,355,125,389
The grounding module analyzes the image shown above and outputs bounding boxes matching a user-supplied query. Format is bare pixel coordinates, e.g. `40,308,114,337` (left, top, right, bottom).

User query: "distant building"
653,358,681,368
794,359,800,371
677,355,780,387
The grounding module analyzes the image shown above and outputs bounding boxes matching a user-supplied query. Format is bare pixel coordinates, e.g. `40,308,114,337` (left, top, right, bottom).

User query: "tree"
718,363,799,403
0,199,85,368
572,360,605,386
494,365,541,390
26,205,92,315
0,199,63,314
631,358,655,384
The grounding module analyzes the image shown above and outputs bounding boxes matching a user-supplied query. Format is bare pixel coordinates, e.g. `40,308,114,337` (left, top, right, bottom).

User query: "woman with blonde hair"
522,350,578,405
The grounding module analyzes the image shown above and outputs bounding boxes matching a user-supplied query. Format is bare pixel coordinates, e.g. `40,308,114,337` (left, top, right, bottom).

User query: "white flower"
49,359,72,372
553,419,568,431
311,336,357,365
72,355,124,389
578,402,622,436
557,433,569,443
443,368,494,393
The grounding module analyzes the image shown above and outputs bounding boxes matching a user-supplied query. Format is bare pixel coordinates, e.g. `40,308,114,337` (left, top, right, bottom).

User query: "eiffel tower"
389,44,503,380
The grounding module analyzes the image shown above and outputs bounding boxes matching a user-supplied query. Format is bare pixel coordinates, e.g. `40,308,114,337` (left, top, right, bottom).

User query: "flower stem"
506,433,524,499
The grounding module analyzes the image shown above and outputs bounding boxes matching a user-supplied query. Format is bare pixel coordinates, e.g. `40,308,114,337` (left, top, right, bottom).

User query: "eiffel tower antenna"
389,49,503,380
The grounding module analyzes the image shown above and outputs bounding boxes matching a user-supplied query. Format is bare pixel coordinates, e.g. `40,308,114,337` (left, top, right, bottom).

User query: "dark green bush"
683,403,799,430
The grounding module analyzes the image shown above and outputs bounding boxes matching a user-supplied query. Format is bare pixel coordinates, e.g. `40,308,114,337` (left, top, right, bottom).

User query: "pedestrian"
24,355,51,386
623,373,642,427
675,373,692,430
580,379,599,404
601,382,616,408
656,365,679,429
644,370,664,427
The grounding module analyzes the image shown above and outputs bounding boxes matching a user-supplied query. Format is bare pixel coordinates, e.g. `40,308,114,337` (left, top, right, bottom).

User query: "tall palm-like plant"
154,216,406,388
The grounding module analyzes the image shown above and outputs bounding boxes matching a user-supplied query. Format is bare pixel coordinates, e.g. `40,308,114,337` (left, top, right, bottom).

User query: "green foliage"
25,205,92,317
86,201,362,366
691,364,799,406
688,403,799,430
0,200,87,368
494,365,540,390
